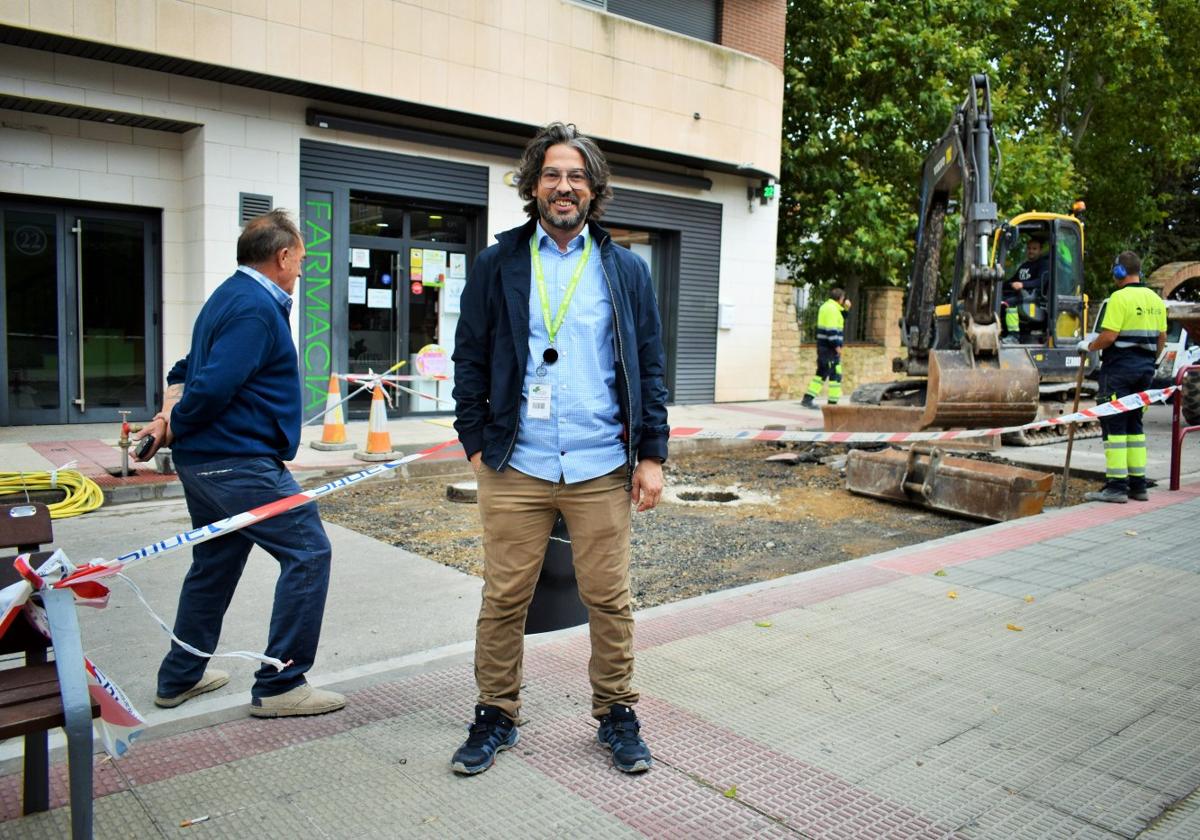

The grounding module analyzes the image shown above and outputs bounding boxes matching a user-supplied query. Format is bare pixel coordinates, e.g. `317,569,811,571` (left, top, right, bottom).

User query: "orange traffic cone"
354,384,394,461
310,374,356,451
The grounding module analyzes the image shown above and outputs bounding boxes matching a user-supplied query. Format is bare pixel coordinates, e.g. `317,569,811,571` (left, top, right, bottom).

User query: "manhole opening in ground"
677,490,740,503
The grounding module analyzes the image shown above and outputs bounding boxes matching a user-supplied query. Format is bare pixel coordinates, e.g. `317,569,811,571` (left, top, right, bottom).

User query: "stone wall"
769,283,905,399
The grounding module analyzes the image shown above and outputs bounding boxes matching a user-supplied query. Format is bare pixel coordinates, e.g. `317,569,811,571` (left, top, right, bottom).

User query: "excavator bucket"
920,347,1040,429
845,446,1053,522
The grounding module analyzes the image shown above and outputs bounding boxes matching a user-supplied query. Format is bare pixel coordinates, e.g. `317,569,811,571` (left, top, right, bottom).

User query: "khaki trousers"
474,465,637,720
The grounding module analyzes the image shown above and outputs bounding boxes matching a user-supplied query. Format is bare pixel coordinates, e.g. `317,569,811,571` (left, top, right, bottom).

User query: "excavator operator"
1002,234,1050,343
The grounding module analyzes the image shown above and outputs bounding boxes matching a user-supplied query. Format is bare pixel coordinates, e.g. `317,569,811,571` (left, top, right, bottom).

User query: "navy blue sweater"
166,271,301,466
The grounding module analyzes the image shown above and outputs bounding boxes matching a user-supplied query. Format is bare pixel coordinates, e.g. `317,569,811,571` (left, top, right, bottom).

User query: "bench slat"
0,664,100,739
0,668,61,708
0,695,74,739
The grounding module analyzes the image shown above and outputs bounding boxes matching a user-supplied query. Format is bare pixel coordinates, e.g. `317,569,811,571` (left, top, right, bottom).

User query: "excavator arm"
858,73,1039,430
904,73,1004,370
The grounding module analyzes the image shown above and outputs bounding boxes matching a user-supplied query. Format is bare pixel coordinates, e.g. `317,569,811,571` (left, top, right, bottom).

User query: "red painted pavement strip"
513,710,799,839
636,695,950,839
28,440,172,485
29,440,114,477
874,481,1200,576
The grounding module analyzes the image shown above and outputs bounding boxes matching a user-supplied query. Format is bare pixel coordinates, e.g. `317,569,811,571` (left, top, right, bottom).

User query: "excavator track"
1002,421,1102,446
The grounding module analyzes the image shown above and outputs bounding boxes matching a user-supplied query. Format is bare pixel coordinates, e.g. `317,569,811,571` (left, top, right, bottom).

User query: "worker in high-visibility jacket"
800,289,851,410
1077,251,1166,503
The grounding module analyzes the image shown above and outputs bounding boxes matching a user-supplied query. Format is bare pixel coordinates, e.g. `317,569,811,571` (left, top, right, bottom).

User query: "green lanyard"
530,232,593,348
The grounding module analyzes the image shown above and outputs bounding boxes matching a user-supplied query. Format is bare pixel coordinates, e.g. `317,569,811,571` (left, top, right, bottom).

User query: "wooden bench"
0,503,98,839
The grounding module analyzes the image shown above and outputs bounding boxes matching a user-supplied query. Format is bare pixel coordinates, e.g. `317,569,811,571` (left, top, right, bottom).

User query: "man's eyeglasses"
539,168,590,189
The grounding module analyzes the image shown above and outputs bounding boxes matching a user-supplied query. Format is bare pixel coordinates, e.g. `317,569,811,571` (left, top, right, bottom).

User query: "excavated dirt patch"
317,443,1089,609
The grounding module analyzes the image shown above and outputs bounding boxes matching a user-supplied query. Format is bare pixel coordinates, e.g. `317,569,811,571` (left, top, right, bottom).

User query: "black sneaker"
451,705,518,775
597,704,652,773
799,396,818,410
1129,488,1150,501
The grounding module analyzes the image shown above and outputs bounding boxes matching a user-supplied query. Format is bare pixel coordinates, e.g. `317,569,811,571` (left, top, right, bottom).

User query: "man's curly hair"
516,122,613,221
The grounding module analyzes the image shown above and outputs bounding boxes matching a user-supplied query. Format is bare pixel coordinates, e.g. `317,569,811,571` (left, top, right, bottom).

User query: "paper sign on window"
423,249,447,288
348,275,367,304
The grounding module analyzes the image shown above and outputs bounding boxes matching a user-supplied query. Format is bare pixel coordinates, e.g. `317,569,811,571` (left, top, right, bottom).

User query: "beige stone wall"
770,283,903,400
0,0,782,175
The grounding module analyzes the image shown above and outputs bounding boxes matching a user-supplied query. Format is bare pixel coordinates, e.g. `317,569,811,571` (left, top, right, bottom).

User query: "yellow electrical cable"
0,470,105,519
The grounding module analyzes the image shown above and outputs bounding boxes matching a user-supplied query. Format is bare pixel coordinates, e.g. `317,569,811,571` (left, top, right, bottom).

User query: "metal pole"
1059,355,1088,506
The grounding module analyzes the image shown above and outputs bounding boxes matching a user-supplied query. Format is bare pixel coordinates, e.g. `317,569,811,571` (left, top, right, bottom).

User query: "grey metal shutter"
299,140,489,206
607,0,719,43
607,187,722,404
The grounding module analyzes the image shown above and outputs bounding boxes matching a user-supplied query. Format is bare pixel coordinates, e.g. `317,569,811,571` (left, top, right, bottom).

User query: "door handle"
71,219,85,412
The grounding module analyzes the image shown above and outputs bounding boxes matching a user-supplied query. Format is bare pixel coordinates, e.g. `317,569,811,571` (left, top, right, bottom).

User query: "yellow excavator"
831,74,1096,444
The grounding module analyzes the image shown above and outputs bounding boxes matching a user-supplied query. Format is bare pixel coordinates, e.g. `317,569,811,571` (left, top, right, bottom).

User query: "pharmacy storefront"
298,140,488,420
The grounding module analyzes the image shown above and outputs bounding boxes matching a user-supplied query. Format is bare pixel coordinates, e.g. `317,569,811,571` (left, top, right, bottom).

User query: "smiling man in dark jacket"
450,122,669,776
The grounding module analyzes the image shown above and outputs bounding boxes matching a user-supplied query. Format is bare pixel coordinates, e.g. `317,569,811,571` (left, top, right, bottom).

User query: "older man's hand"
631,458,664,512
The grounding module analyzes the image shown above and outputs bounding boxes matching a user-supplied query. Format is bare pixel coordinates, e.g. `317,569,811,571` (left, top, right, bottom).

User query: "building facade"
0,0,784,425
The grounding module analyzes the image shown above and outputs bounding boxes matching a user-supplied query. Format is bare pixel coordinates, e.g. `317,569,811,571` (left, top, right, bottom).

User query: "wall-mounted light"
503,171,519,188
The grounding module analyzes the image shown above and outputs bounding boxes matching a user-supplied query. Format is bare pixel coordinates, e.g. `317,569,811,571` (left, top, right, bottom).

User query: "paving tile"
1022,761,1174,837
1140,785,1200,839
859,757,1012,828
1072,713,1200,800
957,793,1127,838
0,791,156,840
1154,685,1200,724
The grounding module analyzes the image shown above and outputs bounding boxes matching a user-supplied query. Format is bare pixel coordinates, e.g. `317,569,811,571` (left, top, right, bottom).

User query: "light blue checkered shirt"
237,264,293,315
508,224,626,484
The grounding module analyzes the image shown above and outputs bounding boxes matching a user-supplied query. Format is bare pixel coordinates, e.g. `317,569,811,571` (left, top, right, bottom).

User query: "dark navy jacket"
452,219,670,478
166,271,301,466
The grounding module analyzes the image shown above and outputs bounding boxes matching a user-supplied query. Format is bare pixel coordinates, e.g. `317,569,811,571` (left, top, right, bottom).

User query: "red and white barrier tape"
0,551,146,756
57,439,462,589
0,439,461,756
671,386,1177,445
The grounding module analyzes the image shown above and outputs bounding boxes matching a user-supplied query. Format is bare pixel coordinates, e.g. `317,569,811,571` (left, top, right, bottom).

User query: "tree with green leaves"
779,0,1200,305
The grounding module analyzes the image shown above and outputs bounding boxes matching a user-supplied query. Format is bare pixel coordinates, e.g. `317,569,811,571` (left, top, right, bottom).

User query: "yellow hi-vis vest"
816,298,845,349
1099,282,1166,358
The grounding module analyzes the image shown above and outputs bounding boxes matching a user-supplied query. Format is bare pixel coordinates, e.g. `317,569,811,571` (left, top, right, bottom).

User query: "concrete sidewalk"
2,476,1198,838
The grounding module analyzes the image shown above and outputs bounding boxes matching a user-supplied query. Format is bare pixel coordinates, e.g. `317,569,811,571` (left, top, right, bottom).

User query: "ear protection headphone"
1112,259,1127,280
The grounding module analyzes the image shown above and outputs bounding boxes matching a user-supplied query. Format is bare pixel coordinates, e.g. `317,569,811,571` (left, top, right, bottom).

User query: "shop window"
410,210,468,243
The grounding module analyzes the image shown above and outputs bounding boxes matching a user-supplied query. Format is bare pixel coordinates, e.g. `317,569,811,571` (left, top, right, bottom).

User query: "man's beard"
538,193,589,231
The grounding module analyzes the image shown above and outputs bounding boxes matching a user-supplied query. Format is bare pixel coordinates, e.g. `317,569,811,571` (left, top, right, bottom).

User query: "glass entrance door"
70,215,153,420
3,209,61,422
1,201,159,425
343,192,472,418
347,245,404,416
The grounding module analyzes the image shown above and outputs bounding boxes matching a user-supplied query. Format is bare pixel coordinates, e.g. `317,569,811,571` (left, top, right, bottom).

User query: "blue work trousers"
156,456,332,699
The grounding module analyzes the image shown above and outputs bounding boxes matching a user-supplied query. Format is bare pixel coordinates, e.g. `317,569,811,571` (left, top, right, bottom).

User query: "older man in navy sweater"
133,210,344,718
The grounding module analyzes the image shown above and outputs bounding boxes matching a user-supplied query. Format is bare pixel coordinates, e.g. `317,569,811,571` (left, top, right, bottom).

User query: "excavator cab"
992,212,1090,386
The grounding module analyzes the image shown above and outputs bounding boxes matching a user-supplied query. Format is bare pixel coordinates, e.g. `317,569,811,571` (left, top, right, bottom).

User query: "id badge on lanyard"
528,382,552,419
